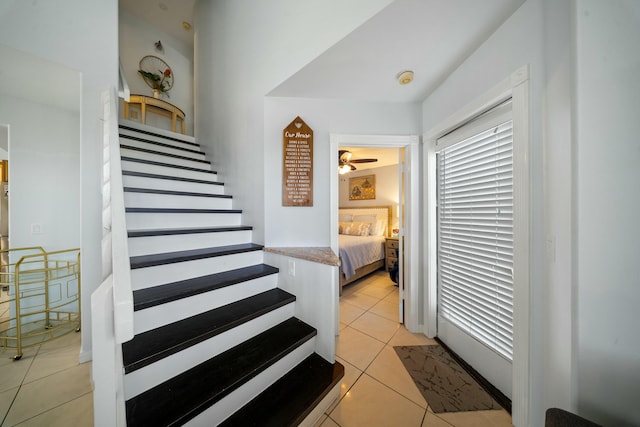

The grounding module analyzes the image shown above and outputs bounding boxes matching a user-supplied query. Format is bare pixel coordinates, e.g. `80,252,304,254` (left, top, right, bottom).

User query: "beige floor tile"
329,357,363,414
339,301,365,325
340,292,381,311
355,283,395,299
0,348,36,393
23,334,81,384
369,298,401,322
313,414,328,427
336,326,385,371
365,344,427,408
435,408,513,427
422,411,455,426
349,312,400,343
14,391,94,427
329,373,426,427
4,362,93,426
320,415,340,427
388,327,438,347
0,386,19,422
383,290,399,305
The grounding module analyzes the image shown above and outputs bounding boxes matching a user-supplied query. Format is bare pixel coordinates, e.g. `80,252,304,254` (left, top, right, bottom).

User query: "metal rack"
0,247,80,360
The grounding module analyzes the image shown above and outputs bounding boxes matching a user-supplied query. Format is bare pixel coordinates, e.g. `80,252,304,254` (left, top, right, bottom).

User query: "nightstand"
385,237,400,272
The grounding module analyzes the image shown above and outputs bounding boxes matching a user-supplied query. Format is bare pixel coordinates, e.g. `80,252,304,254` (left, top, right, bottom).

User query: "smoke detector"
397,70,414,85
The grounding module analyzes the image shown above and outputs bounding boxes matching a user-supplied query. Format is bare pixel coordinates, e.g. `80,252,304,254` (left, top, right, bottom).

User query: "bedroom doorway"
330,134,420,332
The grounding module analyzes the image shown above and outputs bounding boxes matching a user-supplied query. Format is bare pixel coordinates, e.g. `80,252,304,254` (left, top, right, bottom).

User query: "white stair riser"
131,250,264,290
122,160,219,182
184,338,316,427
128,230,252,257
124,304,298,399
122,175,224,195
120,130,204,154
120,120,196,145
124,192,232,210
121,147,211,170
120,137,206,161
126,212,241,230
133,274,279,334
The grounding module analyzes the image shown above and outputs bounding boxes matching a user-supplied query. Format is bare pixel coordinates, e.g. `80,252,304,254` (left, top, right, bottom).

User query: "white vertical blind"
437,109,514,360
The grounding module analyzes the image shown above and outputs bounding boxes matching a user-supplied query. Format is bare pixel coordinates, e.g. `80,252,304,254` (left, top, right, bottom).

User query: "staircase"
116,122,343,426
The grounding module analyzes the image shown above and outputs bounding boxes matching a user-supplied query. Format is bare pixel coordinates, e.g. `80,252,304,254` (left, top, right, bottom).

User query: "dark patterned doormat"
393,345,502,413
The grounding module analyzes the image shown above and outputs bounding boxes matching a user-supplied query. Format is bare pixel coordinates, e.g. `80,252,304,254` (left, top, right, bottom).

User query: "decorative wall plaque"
282,116,313,206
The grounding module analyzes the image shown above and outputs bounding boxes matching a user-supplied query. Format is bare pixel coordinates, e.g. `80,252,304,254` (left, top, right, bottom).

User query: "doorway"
330,134,420,332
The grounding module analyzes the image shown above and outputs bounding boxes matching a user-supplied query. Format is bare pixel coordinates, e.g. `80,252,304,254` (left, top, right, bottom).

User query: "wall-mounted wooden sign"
282,116,313,206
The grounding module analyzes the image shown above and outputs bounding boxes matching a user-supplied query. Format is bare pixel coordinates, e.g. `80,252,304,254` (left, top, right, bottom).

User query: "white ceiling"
119,0,196,48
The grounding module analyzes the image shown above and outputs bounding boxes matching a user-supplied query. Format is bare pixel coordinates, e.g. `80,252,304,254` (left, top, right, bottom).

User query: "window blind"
437,114,514,361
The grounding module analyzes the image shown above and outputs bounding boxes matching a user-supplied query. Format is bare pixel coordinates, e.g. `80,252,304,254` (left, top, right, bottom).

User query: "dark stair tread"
128,225,252,238
123,187,232,198
220,354,345,427
121,156,218,174
125,317,317,427
133,264,279,311
120,133,204,156
129,243,263,269
122,170,223,185
119,124,200,148
125,207,241,214
123,288,296,374
121,144,211,164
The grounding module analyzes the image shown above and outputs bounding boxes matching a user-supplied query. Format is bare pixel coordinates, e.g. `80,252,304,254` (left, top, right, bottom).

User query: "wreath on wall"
138,55,174,97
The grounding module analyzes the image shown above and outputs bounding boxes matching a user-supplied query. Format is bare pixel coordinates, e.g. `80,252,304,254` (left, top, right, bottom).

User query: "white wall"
194,0,393,245
575,1,640,425
119,10,194,135
264,97,419,247
0,0,119,359
339,163,400,225
422,0,568,425
0,95,80,250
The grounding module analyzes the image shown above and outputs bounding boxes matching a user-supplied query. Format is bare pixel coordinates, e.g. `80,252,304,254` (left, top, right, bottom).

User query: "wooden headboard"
338,206,392,238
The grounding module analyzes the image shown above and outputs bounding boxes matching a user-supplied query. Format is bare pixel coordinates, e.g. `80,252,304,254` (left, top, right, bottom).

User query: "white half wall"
575,1,640,426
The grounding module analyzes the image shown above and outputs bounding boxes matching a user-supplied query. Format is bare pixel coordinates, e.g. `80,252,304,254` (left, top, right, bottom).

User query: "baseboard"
79,349,93,364
298,381,341,427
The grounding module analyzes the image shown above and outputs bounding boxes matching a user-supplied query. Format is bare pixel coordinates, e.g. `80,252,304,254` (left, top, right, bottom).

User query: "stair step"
128,225,252,238
122,171,224,195
121,145,211,170
119,122,198,147
126,208,242,230
120,133,205,158
130,243,263,270
125,317,317,427
123,288,296,374
133,264,279,311
220,354,345,427
123,188,233,210
122,157,218,178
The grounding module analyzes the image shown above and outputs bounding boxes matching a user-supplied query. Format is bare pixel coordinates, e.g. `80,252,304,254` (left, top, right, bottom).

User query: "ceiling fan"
338,150,378,174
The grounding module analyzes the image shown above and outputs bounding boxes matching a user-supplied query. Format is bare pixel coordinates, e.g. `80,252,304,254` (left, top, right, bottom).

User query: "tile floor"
315,270,513,427
0,270,512,427
0,330,93,426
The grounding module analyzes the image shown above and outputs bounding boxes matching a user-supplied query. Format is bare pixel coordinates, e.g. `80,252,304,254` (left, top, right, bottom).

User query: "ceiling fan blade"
338,150,352,162
350,164,357,171
350,158,378,163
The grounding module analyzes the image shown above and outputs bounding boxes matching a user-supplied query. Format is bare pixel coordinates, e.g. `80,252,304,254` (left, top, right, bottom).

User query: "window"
436,101,514,360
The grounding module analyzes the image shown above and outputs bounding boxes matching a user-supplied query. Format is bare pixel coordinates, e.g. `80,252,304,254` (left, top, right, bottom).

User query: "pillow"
371,219,387,236
339,221,372,236
338,213,353,222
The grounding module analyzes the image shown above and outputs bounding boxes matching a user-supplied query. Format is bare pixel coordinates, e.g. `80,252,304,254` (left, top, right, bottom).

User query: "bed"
338,206,392,294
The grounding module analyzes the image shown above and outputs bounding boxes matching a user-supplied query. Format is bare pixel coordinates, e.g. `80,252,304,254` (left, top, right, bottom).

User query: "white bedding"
338,234,386,279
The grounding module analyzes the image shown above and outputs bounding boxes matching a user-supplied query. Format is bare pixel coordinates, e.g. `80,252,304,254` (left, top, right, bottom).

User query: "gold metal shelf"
0,247,81,360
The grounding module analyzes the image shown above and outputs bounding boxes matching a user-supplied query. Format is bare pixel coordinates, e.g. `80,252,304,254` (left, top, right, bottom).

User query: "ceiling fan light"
338,164,351,175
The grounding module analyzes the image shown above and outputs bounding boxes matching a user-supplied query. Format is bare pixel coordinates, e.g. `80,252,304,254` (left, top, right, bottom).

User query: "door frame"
423,65,530,427
330,134,420,332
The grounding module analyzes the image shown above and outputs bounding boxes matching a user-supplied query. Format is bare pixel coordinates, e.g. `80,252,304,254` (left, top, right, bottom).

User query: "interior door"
397,148,405,324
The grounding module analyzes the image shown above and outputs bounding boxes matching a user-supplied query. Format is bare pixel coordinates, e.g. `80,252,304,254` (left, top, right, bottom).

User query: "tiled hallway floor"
0,331,93,426
0,270,512,427
315,270,513,427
